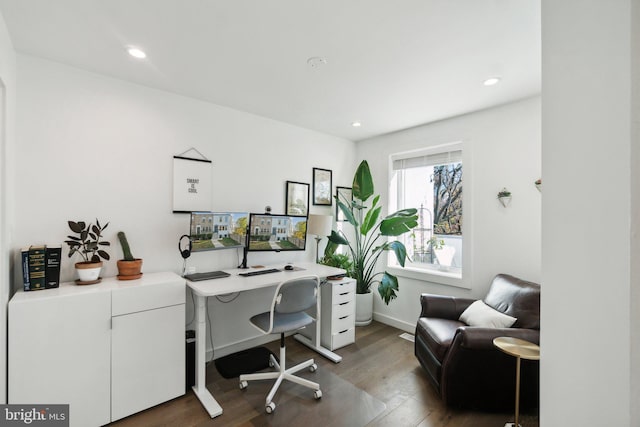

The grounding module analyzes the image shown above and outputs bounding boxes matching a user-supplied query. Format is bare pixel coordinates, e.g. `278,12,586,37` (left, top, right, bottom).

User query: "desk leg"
293,283,342,363
191,294,223,418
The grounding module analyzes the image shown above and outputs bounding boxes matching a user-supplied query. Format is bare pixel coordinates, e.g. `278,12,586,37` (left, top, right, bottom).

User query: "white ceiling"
0,0,540,141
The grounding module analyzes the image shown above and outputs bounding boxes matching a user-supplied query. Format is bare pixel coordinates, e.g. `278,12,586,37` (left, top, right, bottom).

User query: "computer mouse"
284,265,294,271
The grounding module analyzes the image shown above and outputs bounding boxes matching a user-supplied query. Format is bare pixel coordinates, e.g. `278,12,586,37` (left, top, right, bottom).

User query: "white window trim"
387,140,472,289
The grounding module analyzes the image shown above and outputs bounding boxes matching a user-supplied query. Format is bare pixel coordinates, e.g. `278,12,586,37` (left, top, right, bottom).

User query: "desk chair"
239,276,322,413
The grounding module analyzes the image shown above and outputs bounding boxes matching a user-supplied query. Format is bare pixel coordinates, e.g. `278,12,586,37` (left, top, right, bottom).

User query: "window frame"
387,141,471,289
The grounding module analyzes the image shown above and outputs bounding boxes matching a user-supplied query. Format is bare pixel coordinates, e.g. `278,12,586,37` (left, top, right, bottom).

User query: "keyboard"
239,268,281,277
184,270,231,281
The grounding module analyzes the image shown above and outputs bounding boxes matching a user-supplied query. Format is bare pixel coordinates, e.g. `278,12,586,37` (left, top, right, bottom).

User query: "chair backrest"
483,274,540,329
273,276,319,314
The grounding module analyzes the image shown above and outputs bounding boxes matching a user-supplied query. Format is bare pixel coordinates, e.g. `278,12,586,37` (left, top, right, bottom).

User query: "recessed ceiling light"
127,47,147,59
483,77,501,86
351,121,362,127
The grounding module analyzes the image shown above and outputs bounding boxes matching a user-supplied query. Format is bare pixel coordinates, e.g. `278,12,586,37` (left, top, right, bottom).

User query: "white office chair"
239,275,322,414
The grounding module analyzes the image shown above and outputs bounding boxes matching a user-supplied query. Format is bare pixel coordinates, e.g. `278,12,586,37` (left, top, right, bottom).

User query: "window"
389,143,463,278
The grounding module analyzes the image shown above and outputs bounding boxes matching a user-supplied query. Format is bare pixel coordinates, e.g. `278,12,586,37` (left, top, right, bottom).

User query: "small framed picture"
336,186,353,221
285,181,310,216
313,168,332,206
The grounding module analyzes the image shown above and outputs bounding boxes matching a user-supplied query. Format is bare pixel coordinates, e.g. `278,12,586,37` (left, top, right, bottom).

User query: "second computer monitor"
247,213,307,252
189,211,249,252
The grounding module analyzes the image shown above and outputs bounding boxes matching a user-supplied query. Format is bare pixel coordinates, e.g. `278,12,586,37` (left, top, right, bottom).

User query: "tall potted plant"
328,160,418,325
65,219,110,284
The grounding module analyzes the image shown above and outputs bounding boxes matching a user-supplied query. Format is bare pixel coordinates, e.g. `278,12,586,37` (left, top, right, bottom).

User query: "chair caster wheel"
309,363,317,372
314,389,322,399
239,380,248,390
265,402,276,413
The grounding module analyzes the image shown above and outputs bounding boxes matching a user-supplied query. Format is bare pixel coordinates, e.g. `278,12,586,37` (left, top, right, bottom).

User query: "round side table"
493,337,540,427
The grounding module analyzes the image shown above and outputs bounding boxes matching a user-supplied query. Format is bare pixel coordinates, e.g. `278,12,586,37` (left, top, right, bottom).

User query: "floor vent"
399,333,415,342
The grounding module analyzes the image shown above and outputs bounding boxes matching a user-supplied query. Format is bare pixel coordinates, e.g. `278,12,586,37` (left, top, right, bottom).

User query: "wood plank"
110,322,539,427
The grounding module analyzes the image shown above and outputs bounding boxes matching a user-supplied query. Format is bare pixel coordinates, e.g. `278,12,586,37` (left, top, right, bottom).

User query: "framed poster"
285,181,310,216
172,156,213,213
313,167,332,206
336,186,353,221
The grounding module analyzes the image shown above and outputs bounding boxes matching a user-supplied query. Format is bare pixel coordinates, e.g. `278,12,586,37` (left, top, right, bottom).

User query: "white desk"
186,261,346,418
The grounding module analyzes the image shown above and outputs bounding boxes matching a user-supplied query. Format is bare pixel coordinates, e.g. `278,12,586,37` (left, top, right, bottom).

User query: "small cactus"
117,231,135,261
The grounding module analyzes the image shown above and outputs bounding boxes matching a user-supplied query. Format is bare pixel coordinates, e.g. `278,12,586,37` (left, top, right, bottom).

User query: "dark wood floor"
111,322,539,427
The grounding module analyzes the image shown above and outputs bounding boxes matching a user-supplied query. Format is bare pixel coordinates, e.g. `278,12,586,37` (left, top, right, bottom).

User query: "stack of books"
21,245,61,291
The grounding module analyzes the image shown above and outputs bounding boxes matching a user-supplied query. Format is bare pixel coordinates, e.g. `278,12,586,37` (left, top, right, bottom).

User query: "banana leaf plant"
327,160,418,304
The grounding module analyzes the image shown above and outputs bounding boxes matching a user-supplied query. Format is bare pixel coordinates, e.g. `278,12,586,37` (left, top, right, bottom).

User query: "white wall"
13,55,356,357
541,0,635,425
356,97,541,330
0,9,16,404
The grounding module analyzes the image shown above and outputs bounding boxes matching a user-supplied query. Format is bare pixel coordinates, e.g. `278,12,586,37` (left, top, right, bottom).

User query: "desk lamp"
307,214,333,263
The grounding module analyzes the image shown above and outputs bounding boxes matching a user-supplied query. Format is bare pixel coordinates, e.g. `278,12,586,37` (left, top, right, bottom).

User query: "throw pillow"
459,300,517,328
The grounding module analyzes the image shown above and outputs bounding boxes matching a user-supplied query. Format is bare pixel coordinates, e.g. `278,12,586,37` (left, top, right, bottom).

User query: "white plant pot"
434,247,456,271
498,196,512,207
355,291,373,326
75,261,103,283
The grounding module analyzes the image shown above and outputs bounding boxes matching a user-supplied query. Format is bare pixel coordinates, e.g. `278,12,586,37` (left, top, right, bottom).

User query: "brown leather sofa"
414,274,540,410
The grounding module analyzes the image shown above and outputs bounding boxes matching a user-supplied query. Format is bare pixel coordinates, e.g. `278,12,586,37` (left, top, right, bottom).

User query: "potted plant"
327,160,418,325
65,219,110,284
116,231,143,280
497,187,512,207
534,178,542,192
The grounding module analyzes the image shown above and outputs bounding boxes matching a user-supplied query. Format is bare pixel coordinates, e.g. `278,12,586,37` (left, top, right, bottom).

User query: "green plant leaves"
327,230,349,246
336,197,357,226
387,240,408,267
352,160,374,202
380,209,418,236
68,221,85,233
378,272,399,304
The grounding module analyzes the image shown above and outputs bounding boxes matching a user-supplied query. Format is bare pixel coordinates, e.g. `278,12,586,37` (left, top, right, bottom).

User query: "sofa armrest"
453,326,540,351
419,293,475,320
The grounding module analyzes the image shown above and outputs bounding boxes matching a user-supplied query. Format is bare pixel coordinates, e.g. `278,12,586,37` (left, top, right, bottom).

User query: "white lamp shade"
307,214,333,237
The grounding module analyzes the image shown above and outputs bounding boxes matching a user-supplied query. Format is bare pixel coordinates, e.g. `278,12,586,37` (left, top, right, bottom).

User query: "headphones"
179,235,192,259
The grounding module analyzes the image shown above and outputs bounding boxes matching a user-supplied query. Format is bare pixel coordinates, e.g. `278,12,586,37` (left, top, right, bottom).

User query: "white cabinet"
8,272,185,427
8,287,112,427
320,278,356,350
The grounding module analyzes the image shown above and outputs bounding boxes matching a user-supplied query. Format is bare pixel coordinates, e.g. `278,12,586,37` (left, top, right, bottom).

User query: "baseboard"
372,312,415,333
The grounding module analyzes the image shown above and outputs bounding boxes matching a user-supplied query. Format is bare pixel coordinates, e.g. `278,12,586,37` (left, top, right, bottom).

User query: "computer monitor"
189,211,249,252
246,213,307,252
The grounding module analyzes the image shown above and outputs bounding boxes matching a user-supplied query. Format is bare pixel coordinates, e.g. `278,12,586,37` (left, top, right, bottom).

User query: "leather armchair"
414,274,540,410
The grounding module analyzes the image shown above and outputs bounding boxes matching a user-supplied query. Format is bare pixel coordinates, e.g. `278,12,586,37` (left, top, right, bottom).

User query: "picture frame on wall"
285,181,310,216
313,167,332,206
172,156,213,213
336,186,353,221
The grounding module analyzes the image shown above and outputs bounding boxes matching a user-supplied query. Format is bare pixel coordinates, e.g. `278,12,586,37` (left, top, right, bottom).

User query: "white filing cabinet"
320,278,356,350
8,272,185,427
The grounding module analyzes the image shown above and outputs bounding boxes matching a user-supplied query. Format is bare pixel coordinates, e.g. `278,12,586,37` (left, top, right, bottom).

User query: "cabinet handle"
339,329,349,334
339,316,348,320
339,302,349,306
339,292,349,296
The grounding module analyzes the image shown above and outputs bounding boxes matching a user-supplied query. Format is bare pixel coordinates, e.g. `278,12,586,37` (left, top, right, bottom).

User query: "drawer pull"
339,329,349,334
339,302,349,306
339,315,348,320
339,292,350,296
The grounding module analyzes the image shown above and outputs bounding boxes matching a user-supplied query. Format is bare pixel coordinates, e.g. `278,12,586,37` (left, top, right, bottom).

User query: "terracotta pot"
75,261,103,284
117,259,143,280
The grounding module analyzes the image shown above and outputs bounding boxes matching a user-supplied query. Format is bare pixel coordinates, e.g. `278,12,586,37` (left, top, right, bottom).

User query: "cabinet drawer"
331,313,354,333
333,288,354,305
331,328,355,350
331,280,355,299
112,278,184,316
333,300,354,318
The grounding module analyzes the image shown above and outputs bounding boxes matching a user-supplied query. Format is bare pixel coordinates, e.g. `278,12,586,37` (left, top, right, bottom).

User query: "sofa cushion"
459,300,517,328
483,274,540,329
416,317,464,362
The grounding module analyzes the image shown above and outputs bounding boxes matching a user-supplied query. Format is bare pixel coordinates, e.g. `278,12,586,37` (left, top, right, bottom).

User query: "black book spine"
21,248,30,291
45,246,62,289
28,245,46,291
